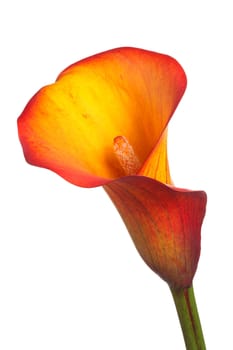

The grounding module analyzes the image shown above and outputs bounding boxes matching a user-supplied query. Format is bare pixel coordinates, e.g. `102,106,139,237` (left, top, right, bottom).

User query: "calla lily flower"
18,47,207,289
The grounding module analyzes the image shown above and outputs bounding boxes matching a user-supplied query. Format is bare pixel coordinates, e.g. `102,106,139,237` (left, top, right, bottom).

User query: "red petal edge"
105,176,207,288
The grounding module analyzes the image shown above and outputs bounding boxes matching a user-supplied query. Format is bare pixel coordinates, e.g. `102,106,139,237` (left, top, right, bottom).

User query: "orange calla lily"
17,47,207,288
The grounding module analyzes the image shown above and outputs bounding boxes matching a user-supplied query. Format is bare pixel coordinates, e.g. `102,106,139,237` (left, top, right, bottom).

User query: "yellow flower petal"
18,47,186,187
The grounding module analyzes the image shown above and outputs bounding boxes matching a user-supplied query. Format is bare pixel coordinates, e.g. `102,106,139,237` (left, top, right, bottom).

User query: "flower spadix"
18,47,207,288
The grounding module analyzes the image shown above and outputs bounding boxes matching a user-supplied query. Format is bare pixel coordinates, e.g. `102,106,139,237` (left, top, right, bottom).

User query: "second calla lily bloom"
18,47,207,288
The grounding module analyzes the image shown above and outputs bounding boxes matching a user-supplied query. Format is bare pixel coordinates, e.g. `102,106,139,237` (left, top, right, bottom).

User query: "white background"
1,1,233,349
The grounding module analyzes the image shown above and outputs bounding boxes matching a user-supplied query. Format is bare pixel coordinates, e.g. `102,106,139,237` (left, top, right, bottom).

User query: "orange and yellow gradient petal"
18,47,186,187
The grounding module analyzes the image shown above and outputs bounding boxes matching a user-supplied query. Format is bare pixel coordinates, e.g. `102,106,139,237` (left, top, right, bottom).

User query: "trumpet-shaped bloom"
18,47,207,288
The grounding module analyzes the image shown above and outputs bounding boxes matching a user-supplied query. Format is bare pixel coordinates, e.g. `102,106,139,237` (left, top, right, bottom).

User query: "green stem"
170,284,206,350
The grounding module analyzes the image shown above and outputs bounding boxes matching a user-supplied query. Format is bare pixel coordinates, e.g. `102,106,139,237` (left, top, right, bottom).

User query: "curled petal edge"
104,176,207,289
